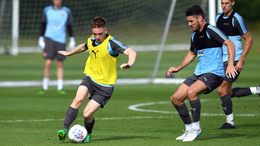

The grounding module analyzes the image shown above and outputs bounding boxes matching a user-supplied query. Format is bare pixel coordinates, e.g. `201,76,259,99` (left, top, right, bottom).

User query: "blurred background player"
167,5,237,142
38,0,75,94
216,0,258,129
57,16,136,142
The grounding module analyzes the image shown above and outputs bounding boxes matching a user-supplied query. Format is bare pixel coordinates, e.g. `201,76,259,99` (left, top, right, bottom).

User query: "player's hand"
38,36,45,50
58,50,70,56
68,37,76,50
226,64,238,79
166,66,179,77
235,60,244,72
120,63,131,69
165,71,175,78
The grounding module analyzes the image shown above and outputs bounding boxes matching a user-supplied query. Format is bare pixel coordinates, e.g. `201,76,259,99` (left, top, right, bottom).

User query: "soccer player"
216,0,258,129
38,0,75,94
57,16,136,142
167,5,237,142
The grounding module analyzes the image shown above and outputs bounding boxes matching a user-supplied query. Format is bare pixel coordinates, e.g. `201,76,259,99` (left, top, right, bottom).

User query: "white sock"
57,79,63,91
185,124,192,131
192,121,200,130
43,78,49,90
250,87,260,95
226,113,234,125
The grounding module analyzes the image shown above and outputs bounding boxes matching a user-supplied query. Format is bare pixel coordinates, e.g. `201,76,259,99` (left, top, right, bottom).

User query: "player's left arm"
208,26,237,78
66,8,76,50
120,48,137,69
109,38,137,69
234,15,253,71
236,31,253,71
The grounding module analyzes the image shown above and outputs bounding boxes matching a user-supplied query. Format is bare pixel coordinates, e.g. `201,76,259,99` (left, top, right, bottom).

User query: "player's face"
53,0,62,8
221,0,234,15
92,27,107,42
187,16,200,31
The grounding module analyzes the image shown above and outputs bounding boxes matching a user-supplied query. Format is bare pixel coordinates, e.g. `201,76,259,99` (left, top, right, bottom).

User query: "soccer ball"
68,124,88,143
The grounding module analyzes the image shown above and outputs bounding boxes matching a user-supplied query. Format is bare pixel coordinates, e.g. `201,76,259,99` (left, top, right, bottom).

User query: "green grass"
0,51,195,81
0,49,259,81
0,49,260,146
0,85,260,146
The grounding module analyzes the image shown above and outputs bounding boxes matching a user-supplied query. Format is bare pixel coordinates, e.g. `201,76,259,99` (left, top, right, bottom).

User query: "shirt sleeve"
66,7,74,37
233,13,248,35
40,7,47,36
207,25,228,44
83,39,89,50
189,32,197,54
216,13,222,22
189,39,197,54
109,37,128,54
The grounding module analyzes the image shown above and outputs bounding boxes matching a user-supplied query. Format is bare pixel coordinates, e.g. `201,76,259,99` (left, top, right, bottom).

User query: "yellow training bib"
84,35,118,85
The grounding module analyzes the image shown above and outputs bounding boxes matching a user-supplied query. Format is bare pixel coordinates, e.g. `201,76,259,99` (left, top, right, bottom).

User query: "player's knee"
71,96,84,108
187,88,197,100
83,110,93,119
217,87,228,97
170,95,182,105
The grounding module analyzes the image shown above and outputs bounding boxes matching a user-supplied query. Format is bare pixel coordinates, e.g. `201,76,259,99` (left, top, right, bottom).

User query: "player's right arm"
58,43,87,56
38,7,47,50
167,50,196,76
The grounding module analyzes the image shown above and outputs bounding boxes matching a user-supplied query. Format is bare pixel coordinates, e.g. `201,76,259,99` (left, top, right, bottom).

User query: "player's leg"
56,42,66,93
181,79,207,142
39,38,55,94
57,85,90,141
217,61,238,129
56,60,64,92
229,61,259,97
82,99,101,143
232,86,260,97
82,81,114,143
42,59,52,91
183,73,223,142
171,81,190,141
217,80,235,129
187,79,207,129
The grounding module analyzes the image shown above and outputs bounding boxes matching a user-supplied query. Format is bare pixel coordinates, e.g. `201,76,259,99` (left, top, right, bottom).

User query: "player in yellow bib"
57,16,136,142
84,35,117,85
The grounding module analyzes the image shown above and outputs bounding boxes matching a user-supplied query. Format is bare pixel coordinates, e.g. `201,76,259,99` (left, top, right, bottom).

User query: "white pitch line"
128,101,257,117
0,116,169,123
0,78,185,88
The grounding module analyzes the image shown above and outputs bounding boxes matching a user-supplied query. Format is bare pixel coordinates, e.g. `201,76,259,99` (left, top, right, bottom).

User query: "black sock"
64,107,78,129
189,99,201,122
174,103,192,124
220,94,233,115
231,87,252,97
84,118,95,134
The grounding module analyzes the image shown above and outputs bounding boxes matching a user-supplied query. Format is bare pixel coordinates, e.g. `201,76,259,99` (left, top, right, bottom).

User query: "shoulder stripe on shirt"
216,13,221,22
208,25,227,40
233,13,248,34
110,37,128,49
191,32,196,42
108,42,119,57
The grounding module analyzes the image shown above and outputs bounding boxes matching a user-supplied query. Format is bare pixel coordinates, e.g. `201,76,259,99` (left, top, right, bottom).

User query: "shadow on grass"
60,135,157,145
92,135,155,142
198,123,260,141
237,123,260,129
199,132,247,141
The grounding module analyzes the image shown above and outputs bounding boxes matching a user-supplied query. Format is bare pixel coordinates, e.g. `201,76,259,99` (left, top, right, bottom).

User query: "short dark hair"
91,16,107,28
185,5,205,18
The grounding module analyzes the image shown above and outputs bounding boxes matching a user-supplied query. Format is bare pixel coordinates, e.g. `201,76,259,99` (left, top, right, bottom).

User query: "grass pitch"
0,50,260,146
0,85,260,146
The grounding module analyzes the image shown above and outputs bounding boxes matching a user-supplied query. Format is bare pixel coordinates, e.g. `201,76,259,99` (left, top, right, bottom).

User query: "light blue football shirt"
42,6,72,43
